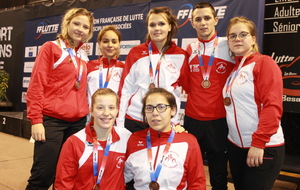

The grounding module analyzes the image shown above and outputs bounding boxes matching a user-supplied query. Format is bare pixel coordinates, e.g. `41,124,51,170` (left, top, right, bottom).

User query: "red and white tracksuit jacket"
117,41,188,127
124,128,206,190
222,52,284,148
26,39,89,124
87,57,124,107
55,122,131,190
180,33,235,121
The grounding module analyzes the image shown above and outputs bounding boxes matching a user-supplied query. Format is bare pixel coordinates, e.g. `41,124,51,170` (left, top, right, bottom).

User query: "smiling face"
191,7,218,40
147,13,171,50
67,15,91,47
91,94,118,130
98,30,120,61
228,23,256,56
145,93,176,132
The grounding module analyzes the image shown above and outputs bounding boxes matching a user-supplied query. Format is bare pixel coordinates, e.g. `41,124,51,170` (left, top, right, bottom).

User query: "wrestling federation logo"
35,22,59,39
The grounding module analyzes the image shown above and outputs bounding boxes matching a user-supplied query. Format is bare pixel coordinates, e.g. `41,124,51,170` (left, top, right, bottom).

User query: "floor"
0,132,299,190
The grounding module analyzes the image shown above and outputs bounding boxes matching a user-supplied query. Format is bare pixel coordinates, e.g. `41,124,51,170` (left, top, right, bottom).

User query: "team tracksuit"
180,33,234,189
117,41,187,129
26,39,89,189
223,52,285,190
55,122,131,190
87,57,124,106
124,127,206,190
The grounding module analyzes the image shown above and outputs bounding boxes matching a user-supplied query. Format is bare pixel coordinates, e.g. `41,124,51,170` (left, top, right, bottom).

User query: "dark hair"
141,87,177,123
226,16,259,54
145,6,178,54
57,8,94,48
97,25,122,43
192,2,216,20
97,25,122,57
90,88,118,121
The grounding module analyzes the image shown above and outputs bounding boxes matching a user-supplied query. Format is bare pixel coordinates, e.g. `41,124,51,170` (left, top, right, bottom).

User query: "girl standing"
117,7,187,132
87,25,124,107
26,8,94,189
223,16,285,190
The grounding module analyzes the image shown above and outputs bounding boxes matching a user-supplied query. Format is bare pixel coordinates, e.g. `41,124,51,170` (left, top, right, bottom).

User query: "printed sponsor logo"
80,43,93,56
35,22,59,39
23,77,30,88
25,46,37,58
21,92,27,103
176,3,227,28
120,40,140,55
23,62,35,73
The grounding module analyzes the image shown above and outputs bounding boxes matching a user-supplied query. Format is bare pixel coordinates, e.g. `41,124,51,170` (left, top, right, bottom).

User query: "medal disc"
75,81,80,90
201,80,211,88
149,181,160,190
149,83,155,89
224,97,231,106
93,184,100,190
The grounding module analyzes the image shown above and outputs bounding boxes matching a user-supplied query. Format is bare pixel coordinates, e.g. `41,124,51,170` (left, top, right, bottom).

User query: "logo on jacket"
137,141,144,146
142,50,148,55
166,61,177,73
116,156,125,169
236,71,248,85
163,151,179,168
190,64,200,72
112,70,121,82
216,62,227,74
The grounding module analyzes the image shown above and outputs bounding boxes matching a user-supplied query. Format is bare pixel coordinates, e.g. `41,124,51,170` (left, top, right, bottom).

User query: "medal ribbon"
67,48,83,83
91,127,112,187
198,37,219,81
98,58,115,89
224,51,253,98
146,128,175,182
148,42,164,87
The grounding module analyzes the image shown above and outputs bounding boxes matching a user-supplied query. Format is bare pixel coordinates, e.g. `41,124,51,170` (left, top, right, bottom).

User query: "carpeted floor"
0,132,298,190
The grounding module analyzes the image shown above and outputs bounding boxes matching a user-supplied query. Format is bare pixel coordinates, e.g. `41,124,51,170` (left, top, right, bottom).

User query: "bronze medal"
224,97,231,106
149,181,160,190
93,184,100,190
149,83,155,89
75,81,80,90
201,80,211,88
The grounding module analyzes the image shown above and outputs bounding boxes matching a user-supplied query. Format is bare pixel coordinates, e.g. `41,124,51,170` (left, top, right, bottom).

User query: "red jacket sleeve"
26,42,57,124
251,55,283,148
185,134,206,190
54,137,79,189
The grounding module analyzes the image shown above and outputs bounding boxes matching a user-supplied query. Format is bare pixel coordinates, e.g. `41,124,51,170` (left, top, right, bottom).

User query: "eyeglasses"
228,32,250,42
145,104,170,113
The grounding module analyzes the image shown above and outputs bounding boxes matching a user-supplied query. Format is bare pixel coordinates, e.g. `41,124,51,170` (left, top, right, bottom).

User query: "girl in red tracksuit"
124,88,206,190
117,7,188,132
87,25,124,108
87,25,124,123
223,16,285,190
26,8,94,190
55,88,131,190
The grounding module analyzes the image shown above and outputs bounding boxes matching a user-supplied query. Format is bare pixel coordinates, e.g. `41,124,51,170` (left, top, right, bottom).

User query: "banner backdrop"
21,0,265,122
264,0,300,113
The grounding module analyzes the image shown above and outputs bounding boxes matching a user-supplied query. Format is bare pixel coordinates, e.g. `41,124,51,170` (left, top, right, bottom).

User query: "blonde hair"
226,16,259,55
57,8,94,48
